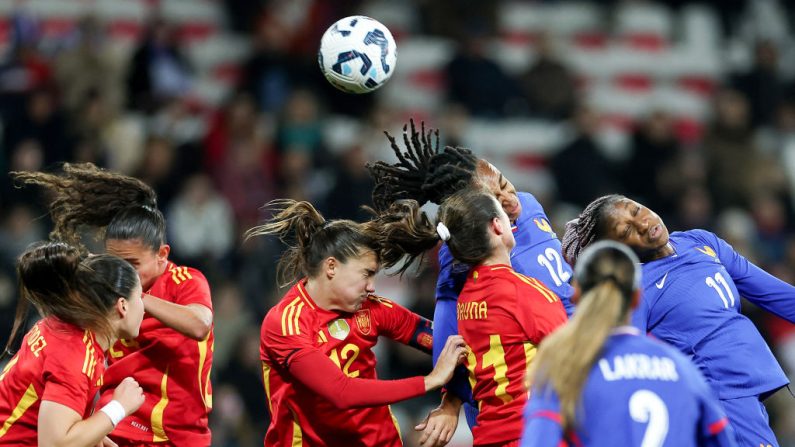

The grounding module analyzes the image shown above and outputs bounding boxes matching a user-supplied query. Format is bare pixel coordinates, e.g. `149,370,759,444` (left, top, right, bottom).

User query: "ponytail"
363,199,439,274
12,163,165,251
529,240,640,431
529,281,624,430
4,242,139,359
246,200,378,287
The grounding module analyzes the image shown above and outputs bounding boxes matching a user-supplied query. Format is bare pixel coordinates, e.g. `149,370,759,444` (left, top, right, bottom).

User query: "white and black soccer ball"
318,16,397,94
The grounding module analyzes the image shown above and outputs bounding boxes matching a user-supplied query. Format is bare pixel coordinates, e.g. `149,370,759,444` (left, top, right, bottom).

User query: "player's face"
494,197,516,251
475,160,521,223
603,198,669,254
106,239,169,291
329,249,378,313
119,279,145,339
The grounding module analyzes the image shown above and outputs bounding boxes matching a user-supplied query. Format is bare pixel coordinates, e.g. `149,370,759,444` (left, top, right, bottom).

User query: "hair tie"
436,222,451,241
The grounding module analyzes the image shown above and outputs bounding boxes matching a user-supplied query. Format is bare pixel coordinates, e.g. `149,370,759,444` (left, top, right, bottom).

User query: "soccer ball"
318,16,397,94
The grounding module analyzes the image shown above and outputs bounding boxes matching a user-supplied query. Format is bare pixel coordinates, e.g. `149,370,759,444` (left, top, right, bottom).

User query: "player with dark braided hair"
368,120,575,442
562,194,795,447
368,121,477,211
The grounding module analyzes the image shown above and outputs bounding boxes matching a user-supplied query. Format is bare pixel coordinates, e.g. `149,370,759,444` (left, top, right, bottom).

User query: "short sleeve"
260,308,316,368
41,347,93,416
171,267,213,310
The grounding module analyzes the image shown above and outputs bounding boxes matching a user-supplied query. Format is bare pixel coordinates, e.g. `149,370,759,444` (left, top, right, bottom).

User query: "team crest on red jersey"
354,310,372,335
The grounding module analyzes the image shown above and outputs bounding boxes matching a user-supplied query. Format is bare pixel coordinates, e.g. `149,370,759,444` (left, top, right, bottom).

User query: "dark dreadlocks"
366,119,479,211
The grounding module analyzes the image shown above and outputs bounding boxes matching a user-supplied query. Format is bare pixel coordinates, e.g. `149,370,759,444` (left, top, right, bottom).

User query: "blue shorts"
721,395,779,447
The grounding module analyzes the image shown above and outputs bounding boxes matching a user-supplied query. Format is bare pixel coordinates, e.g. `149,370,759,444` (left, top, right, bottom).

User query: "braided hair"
367,119,478,211
561,194,624,266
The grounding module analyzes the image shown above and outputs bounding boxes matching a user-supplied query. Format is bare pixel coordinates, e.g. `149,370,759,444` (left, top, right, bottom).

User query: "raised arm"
142,294,212,341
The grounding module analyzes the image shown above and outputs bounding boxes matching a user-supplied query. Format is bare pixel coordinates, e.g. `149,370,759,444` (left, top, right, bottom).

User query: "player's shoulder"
364,294,398,309
163,262,209,288
38,319,100,366
672,229,717,246
37,317,88,346
262,283,318,336
517,192,544,213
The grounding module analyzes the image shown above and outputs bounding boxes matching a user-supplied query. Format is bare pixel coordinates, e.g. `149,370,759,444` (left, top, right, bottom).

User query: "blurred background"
0,0,795,445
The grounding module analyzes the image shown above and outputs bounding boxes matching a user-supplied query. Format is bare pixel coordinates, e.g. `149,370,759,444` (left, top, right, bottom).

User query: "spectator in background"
126,18,191,113
702,89,762,209
623,110,681,215
0,8,50,120
323,145,375,222
241,18,300,114
3,88,70,166
277,89,327,200
204,93,274,176
133,135,183,207
55,15,123,119
0,204,46,270
211,282,255,371
217,329,268,445
756,101,795,156
551,105,621,207
1,138,44,208
750,192,791,264
167,174,235,270
207,95,278,232
519,36,577,120
732,40,787,128
444,27,523,118
671,184,716,232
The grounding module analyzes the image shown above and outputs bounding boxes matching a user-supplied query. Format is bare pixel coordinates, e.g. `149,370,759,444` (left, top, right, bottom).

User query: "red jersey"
260,280,432,447
0,317,105,445
99,262,213,446
458,264,567,446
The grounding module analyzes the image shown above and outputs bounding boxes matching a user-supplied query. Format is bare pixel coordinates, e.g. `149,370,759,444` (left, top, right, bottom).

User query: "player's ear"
491,217,505,236
324,257,337,279
157,244,170,262
115,297,128,318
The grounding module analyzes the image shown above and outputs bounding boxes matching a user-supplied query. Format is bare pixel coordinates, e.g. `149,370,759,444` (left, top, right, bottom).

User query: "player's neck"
480,248,512,267
96,332,115,352
303,279,336,312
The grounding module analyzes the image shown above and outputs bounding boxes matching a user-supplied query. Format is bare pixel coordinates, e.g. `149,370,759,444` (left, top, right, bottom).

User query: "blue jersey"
433,192,575,409
521,328,736,447
633,230,791,400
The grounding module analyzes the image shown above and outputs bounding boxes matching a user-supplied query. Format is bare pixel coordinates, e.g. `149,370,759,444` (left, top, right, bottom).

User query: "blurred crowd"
2,0,795,446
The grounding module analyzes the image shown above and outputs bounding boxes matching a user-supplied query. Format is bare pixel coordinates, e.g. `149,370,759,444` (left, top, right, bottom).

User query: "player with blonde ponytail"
521,241,736,447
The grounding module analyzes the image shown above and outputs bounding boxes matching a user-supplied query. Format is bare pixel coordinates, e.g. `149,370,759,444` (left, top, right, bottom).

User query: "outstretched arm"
286,335,468,409
711,232,795,323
